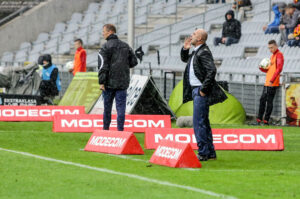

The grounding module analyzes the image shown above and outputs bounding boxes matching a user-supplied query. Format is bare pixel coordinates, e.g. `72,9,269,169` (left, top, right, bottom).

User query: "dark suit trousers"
192,87,216,156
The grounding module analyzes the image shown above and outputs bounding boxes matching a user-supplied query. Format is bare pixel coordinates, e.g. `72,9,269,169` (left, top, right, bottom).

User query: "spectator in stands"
263,3,286,34
233,0,252,9
215,0,225,3
38,54,61,104
257,40,284,125
293,0,300,10
287,16,300,47
213,10,241,46
181,29,227,161
279,3,300,43
69,38,86,76
98,24,138,131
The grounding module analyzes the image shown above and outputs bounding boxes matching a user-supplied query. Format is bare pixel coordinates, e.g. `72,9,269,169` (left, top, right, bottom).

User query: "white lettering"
240,134,255,144
154,134,197,144
155,146,182,160
223,134,238,144
213,134,222,144
79,120,92,128
61,119,77,128
94,120,103,128
64,110,80,115
175,134,190,143
39,110,51,117
110,119,117,127
154,134,174,143
52,110,64,116
15,110,27,117
124,119,133,128
89,136,126,147
28,109,38,117
3,110,14,117
148,120,165,128
0,108,81,118
257,134,276,144
134,120,147,128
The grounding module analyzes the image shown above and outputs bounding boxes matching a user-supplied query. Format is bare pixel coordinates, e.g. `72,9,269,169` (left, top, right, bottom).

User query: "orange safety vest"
265,50,283,87
73,47,86,76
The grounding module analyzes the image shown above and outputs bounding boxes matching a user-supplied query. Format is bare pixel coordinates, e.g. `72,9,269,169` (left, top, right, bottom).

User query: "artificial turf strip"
0,122,300,199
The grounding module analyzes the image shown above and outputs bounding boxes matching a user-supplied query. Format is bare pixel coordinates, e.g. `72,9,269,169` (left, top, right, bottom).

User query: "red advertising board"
53,114,171,133
84,130,144,155
145,128,284,151
0,106,85,121
149,139,201,168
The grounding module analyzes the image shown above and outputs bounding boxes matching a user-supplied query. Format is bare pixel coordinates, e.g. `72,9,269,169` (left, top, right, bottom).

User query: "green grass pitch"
0,122,299,199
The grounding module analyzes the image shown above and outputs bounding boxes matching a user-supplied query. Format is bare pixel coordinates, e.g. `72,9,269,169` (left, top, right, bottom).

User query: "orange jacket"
260,49,284,87
73,47,86,76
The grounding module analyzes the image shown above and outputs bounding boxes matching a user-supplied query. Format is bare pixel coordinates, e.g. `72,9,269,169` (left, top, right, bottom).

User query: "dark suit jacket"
181,43,227,106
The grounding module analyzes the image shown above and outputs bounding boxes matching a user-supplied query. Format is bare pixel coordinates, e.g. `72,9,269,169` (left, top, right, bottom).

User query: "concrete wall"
0,0,97,55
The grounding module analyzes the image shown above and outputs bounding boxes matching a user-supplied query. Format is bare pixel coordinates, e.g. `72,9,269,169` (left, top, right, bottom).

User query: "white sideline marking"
0,147,237,199
80,149,201,171
106,154,148,163
96,151,300,174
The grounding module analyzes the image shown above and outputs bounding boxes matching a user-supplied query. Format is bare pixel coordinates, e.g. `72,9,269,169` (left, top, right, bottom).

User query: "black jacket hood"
225,10,235,21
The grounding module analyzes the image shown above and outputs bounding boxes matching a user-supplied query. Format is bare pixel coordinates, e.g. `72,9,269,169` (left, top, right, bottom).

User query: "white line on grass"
79,148,201,171
0,147,237,199
95,150,300,174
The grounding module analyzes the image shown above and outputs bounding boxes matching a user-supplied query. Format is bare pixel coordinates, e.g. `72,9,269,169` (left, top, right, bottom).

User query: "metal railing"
133,63,300,125
135,3,231,53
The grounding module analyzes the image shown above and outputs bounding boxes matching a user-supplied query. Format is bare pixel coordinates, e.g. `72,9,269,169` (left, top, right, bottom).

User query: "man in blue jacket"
263,4,285,34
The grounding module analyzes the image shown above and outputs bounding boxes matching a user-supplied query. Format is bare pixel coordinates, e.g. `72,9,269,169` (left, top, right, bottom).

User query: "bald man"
181,29,227,161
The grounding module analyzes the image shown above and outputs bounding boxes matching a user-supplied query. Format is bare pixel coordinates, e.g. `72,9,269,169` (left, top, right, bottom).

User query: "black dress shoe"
197,154,208,161
208,153,217,160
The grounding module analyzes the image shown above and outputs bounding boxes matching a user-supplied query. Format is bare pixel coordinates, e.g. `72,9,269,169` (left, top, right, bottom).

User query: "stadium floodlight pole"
128,0,135,75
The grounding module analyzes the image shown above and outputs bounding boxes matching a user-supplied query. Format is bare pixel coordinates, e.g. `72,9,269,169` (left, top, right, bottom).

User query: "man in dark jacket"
214,10,241,46
98,24,138,131
38,54,61,104
181,29,227,161
279,3,300,42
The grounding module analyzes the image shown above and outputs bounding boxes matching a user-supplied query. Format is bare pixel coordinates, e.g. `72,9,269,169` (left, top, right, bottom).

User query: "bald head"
191,29,208,46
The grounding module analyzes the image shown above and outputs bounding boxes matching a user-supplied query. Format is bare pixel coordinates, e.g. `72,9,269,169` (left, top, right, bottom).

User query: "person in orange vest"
69,38,86,75
257,40,284,125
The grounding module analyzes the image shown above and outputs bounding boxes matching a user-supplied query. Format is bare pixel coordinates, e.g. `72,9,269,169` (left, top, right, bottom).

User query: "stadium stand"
0,0,45,25
0,0,299,120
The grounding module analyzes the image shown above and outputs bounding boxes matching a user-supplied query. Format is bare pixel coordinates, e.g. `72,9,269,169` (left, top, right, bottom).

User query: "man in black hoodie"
38,54,61,104
214,10,241,46
98,24,138,131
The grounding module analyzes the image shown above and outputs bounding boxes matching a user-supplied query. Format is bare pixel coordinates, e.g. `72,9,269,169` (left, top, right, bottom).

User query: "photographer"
38,54,61,104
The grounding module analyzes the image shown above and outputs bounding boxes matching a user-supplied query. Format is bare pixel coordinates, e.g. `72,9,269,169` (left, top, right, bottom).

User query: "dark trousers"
214,37,239,46
258,86,278,122
265,26,279,34
102,88,127,131
192,87,215,156
287,39,300,47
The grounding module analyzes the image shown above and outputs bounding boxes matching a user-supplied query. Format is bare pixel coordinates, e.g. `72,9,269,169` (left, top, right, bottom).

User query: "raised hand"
183,37,192,49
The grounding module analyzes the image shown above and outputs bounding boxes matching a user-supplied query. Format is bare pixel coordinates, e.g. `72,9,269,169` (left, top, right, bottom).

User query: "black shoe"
263,120,269,126
208,153,217,160
197,154,208,161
